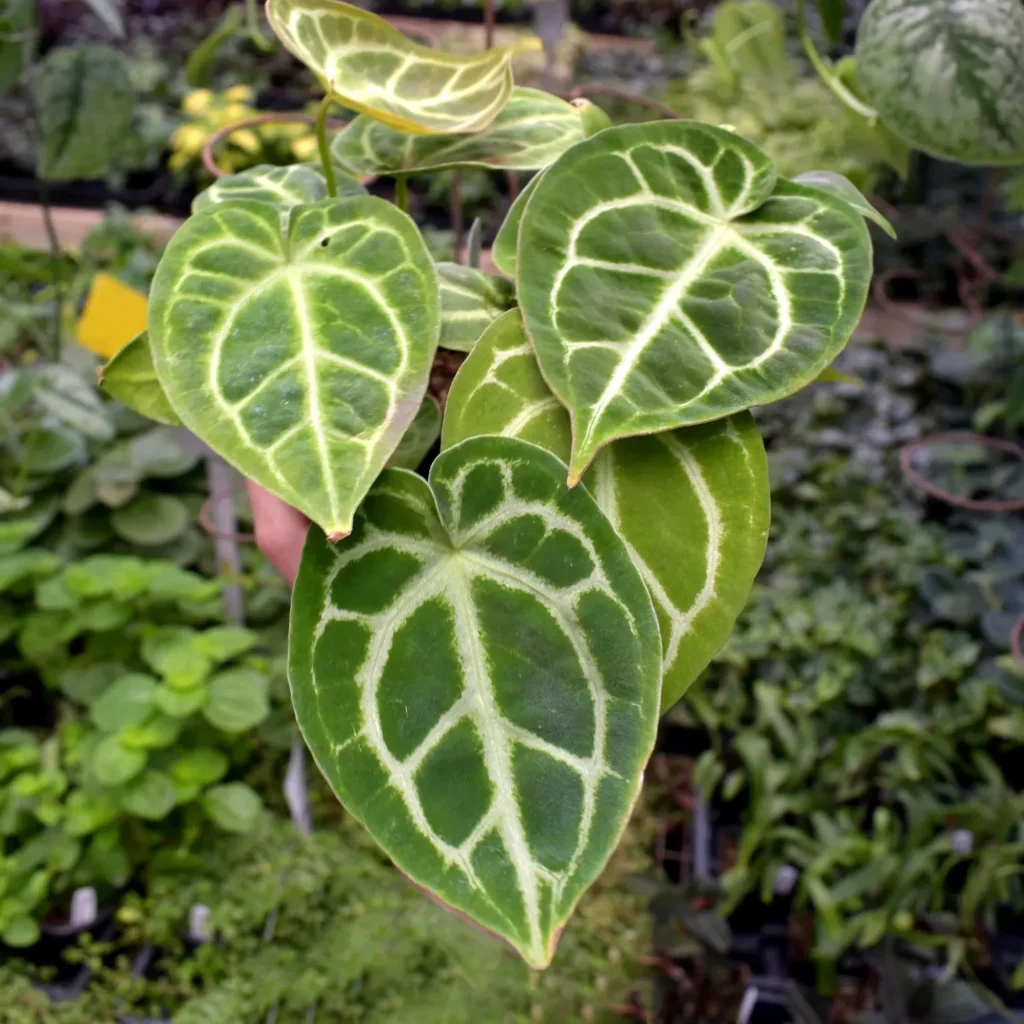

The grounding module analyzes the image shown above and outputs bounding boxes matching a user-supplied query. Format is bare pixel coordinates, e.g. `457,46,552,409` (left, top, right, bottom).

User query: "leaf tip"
326,527,351,543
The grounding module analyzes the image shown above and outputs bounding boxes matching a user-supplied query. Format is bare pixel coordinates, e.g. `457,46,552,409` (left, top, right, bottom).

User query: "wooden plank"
0,201,182,252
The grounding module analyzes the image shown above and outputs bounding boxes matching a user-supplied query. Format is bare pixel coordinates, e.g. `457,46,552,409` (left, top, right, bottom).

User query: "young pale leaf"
517,121,872,482
148,197,439,539
192,163,365,214
492,172,541,278
100,332,182,427
856,0,1024,165
36,45,134,181
267,0,535,134
438,262,516,353
332,87,585,176
442,311,769,709
387,395,441,470
289,434,661,968
792,171,895,239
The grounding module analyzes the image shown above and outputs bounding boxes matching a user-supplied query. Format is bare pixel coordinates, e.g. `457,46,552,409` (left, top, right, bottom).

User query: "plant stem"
245,0,274,51
316,95,338,198
394,175,409,213
37,179,62,362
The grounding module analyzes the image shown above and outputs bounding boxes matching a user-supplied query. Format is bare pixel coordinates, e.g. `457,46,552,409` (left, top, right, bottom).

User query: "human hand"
245,481,309,587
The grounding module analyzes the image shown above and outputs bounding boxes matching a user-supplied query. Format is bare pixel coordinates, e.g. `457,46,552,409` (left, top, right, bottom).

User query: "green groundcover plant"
94,0,900,968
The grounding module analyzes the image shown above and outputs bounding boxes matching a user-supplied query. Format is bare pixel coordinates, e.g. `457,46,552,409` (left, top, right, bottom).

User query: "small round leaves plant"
103,0,885,969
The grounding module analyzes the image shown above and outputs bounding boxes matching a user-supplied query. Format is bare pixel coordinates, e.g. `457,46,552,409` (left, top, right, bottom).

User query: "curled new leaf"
289,435,661,968
267,0,536,134
192,163,365,214
443,310,769,709
856,0,1024,165
438,262,516,353
148,197,439,539
100,332,182,427
517,121,872,481
333,87,586,175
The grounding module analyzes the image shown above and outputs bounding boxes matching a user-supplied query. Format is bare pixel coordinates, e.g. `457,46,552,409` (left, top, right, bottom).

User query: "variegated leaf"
442,310,769,709
492,172,541,278
148,196,438,539
267,0,535,135
517,121,872,481
857,0,1024,165
387,394,441,470
289,435,661,968
332,87,586,176
192,163,365,215
438,262,516,353
792,171,896,239
100,332,182,427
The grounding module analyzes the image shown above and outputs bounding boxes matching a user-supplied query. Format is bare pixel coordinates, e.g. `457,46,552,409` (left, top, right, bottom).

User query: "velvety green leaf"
192,626,257,663
203,668,270,733
153,683,208,718
17,425,85,474
290,434,661,967
333,88,585,176
120,713,183,751
191,163,365,215
36,45,134,180
0,502,56,556
91,734,146,786
127,427,200,479
142,627,212,688
267,0,532,134
33,364,114,440
793,171,895,239
148,196,439,539
90,673,158,732
0,0,35,95
517,121,872,481
437,262,516,353
492,172,541,278
111,493,190,546
856,0,1024,164
443,310,769,709
201,782,263,832
171,748,229,787
387,395,441,470
100,332,182,426
119,770,177,821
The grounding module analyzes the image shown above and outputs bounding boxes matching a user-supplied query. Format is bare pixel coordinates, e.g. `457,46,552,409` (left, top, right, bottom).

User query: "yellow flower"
172,124,207,155
291,136,318,160
232,129,262,154
224,103,252,123
225,84,254,103
182,89,213,115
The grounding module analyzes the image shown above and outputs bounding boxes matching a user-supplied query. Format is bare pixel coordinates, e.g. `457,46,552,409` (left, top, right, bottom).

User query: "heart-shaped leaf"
516,121,872,481
856,0,1024,165
192,163,366,215
443,310,769,709
100,332,182,427
148,196,439,538
333,87,585,176
267,0,534,135
289,434,660,967
387,395,441,470
438,262,516,353
492,172,541,278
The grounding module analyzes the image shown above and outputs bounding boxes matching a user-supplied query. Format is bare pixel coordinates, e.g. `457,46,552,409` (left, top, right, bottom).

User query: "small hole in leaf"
320,237,329,247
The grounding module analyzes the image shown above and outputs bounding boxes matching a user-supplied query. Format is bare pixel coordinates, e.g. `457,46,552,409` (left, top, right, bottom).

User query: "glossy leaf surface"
333,87,585,175
443,311,769,709
856,0,1024,165
438,262,516,352
192,163,365,214
267,0,531,134
100,332,182,427
492,172,540,278
148,196,438,538
792,171,895,239
517,121,872,481
387,395,441,470
289,435,660,967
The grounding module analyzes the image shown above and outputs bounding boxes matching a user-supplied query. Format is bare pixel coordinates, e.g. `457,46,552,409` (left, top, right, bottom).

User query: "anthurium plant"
101,0,884,968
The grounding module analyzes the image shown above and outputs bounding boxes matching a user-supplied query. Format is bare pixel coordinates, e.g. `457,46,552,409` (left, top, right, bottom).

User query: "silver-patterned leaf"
289,434,661,967
192,163,365,215
492,172,541,278
792,171,896,239
442,310,769,709
332,87,586,176
517,121,872,481
437,262,516,353
148,197,439,538
857,0,1024,165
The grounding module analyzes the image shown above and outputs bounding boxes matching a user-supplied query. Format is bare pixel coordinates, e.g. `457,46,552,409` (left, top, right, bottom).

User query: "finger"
245,480,309,587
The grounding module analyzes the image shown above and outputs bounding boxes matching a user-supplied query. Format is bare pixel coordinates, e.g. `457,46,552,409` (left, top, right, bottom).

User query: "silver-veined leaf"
387,394,441,470
289,434,660,968
492,172,541,278
148,196,438,539
792,171,895,239
267,0,536,135
442,310,768,709
100,332,182,427
332,87,585,176
517,121,872,482
438,262,516,353
192,163,365,215
856,0,1024,165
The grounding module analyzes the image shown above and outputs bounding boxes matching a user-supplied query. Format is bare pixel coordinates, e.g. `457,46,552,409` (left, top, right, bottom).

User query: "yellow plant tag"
77,273,149,359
